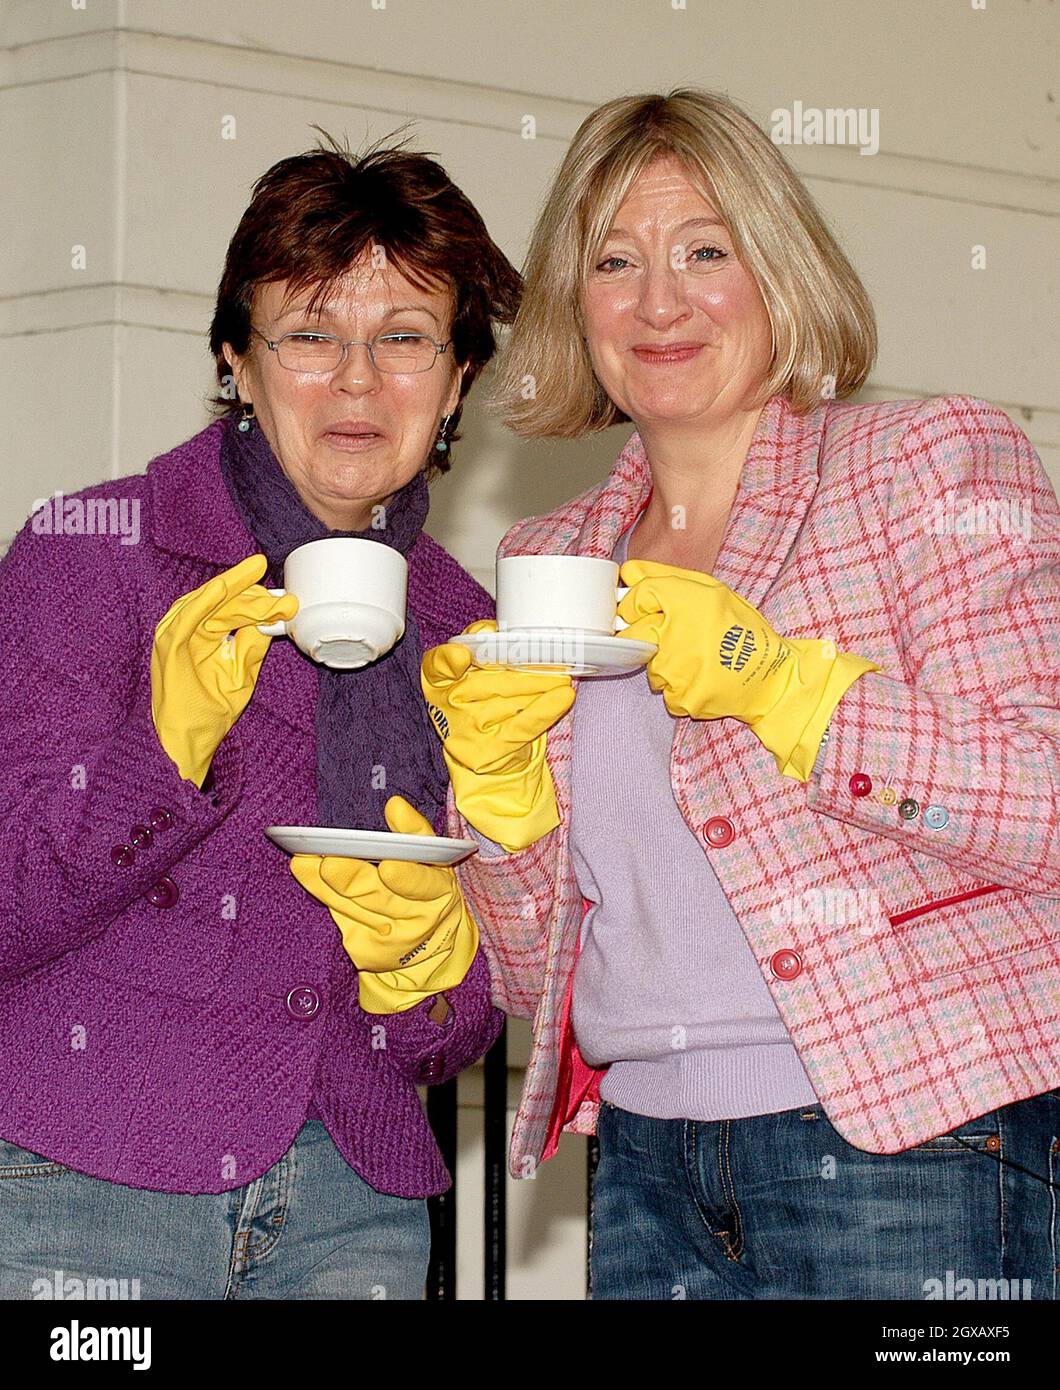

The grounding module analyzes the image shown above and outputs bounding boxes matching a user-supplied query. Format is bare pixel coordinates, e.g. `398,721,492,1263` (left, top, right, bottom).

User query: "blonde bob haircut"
491,87,876,437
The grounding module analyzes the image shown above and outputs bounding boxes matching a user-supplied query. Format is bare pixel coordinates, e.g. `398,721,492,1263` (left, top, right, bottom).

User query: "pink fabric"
542,902,607,1161
452,393,1060,1173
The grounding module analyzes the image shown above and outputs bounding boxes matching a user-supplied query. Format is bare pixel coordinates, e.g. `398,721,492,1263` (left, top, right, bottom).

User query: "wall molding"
5,29,1058,219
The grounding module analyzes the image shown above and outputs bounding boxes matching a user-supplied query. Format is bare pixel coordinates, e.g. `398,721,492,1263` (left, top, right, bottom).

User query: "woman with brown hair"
0,132,515,1299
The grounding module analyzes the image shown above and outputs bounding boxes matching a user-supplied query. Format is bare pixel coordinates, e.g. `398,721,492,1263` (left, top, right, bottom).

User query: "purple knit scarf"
218,410,449,833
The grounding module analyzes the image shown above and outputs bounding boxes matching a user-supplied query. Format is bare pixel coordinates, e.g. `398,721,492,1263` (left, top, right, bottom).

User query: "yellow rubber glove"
618,559,880,781
421,620,575,851
289,796,480,1014
150,553,298,787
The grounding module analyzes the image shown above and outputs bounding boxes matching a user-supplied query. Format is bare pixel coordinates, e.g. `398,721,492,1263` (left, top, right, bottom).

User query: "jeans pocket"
0,1138,68,1178
906,1121,999,1154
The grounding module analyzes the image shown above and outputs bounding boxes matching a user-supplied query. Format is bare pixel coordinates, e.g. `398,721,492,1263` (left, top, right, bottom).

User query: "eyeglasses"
251,327,451,375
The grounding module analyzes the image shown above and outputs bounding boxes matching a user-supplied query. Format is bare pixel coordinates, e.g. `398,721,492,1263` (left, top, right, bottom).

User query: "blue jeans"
590,1091,1060,1300
0,1120,429,1300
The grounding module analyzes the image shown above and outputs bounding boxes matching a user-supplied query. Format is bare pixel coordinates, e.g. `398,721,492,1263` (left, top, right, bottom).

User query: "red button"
703,817,735,848
849,773,872,798
770,949,803,980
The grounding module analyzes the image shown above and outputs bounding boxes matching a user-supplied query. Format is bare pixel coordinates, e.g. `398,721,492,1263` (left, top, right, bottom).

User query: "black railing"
425,1021,595,1300
425,1074,458,1300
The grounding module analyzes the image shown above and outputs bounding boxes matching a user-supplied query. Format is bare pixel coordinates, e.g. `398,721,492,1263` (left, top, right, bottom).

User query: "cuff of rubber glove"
469,741,536,777
357,908,480,1014
775,648,881,781
444,734,560,853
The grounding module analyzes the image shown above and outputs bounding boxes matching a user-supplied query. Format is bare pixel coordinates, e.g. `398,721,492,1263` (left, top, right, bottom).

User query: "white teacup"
256,537,407,669
496,554,629,635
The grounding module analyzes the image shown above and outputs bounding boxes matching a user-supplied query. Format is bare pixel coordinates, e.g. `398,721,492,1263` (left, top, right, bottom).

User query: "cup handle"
256,587,290,638
614,584,629,633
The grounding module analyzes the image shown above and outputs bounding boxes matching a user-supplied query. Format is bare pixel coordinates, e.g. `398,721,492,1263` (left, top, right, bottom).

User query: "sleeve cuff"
444,734,561,851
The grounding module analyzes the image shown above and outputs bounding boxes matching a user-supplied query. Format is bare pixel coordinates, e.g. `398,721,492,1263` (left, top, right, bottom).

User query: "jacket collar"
575,394,827,608
148,418,259,566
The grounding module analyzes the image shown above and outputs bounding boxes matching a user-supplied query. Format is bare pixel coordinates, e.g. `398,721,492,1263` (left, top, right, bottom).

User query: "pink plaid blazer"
449,393,1060,1174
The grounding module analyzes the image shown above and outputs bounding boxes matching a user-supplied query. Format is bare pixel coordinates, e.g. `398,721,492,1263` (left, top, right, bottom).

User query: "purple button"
110,844,135,868
146,876,179,909
149,808,175,832
286,986,321,1020
129,823,153,850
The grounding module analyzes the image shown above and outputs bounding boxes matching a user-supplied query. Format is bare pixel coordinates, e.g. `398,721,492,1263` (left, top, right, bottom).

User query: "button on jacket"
451,394,1060,1173
0,419,503,1197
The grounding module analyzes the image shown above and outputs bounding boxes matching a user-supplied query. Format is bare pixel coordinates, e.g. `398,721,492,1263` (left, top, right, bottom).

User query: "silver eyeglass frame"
250,326,451,374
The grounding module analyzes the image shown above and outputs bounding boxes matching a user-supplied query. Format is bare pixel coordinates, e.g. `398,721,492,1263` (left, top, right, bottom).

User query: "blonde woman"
422,90,1060,1300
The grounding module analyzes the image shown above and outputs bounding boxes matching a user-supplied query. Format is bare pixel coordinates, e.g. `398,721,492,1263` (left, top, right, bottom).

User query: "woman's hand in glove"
150,553,297,787
289,796,480,1015
618,559,879,781
420,620,574,849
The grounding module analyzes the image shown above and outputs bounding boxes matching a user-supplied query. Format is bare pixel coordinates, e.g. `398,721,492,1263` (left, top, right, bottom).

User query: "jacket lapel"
566,431,654,559
561,395,829,830
710,395,826,608
148,420,320,736
570,394,826,603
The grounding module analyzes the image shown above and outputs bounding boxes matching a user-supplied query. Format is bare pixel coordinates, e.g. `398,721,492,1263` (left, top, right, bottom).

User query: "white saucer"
450,626,656,677
265,826,478,865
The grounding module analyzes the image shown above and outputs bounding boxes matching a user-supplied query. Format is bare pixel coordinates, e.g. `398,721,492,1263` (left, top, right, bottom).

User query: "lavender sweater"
573,523,818,1119
0,419,502,1198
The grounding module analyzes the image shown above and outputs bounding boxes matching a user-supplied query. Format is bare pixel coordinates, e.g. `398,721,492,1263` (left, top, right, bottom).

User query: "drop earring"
434,414,453,456
237,403,255,433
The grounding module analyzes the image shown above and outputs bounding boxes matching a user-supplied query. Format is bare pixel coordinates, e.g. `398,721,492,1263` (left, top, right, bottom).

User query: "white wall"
2,0,1057,1298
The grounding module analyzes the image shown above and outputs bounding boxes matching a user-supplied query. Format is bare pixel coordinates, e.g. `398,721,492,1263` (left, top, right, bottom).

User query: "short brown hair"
208,128,522,474
491,88,876,438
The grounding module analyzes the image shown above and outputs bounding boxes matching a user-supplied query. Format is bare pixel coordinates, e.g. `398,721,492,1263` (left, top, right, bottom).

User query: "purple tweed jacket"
0,418,502,1198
